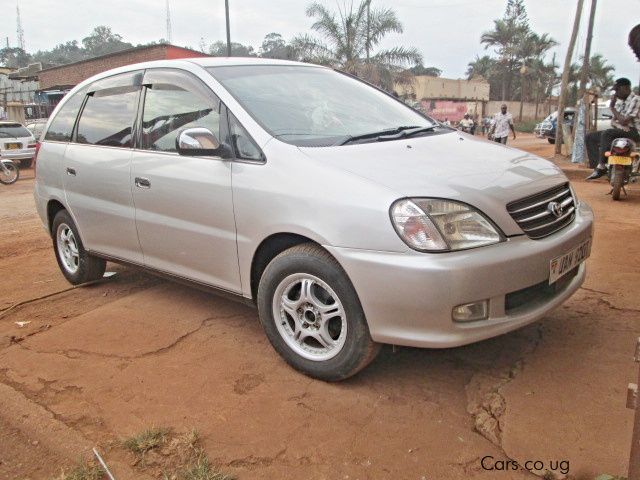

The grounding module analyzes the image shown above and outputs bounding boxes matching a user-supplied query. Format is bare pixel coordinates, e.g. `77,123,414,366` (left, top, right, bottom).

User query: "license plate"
549,238,591,285
609,155,632,166
5,143,20,150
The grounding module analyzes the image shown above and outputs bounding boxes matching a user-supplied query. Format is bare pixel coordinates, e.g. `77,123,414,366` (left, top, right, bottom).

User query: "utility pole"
225,0,231,57
16,1,25,51
555,0,584,155
578,0,597,96
365,0,371,62
571,0,597,164
165,0,172,44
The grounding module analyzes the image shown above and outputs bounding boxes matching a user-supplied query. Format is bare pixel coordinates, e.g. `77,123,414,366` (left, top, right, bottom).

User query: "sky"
7,0,640,84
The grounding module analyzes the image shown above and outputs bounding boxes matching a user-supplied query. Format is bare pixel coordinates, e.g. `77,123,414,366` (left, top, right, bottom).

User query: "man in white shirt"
459,114,474,133
585,77,640,180
488,104,516,144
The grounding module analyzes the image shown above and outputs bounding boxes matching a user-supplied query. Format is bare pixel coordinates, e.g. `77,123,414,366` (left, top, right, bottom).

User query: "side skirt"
88,251,256,309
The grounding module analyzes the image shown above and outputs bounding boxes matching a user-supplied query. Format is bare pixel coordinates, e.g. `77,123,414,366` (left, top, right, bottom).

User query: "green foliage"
208,41,256,57
123,426,170,455
176,454,235,480
475,0,557,103
54,460,104,480
287,0,436,90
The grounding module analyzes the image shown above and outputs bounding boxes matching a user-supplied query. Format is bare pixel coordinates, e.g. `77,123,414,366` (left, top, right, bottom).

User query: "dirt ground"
0,133,638,480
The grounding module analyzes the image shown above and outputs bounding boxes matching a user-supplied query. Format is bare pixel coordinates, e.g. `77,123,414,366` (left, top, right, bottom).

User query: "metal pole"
628,338,640,480
225,0,231,57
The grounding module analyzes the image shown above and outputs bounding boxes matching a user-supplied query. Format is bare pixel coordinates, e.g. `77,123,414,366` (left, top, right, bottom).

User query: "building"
38,43,209,96
396,75,490,123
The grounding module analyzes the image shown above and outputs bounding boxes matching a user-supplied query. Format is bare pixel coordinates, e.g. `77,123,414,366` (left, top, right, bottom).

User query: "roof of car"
187,57,322,68
0,121,24,126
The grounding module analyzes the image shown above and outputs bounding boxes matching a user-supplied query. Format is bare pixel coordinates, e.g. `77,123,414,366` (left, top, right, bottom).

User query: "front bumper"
2,148,35,161
327,201,593,348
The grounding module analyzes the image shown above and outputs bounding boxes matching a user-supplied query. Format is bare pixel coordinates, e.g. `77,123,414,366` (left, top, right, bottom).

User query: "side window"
43,88,86,142
228,113,263,161
76,86,139,147
141,70,221,153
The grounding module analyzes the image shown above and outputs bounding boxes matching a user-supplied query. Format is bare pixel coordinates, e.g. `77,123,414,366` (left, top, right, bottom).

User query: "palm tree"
291,1,423,90
586,54,615,92
480,18,529,100
516,32,557,119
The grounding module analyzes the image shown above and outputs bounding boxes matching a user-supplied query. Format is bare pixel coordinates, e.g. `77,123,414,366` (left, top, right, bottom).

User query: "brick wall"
38,45,209,90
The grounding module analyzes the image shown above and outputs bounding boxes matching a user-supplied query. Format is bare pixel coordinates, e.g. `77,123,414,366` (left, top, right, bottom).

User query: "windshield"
0,124,31,138
207,65,435,147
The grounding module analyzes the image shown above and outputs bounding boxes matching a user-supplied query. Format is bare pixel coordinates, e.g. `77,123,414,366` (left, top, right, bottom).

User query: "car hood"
298,131,568,236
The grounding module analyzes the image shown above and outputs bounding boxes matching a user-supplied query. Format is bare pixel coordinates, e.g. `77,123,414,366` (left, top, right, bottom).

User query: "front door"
63,71,143,263
131,68,240,293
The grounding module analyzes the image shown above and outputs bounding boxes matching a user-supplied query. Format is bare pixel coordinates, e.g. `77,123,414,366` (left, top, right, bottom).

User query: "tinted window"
44,89,86,142
0,124,31,138
228,113,262,161
76,86,139,147
142,71,220,153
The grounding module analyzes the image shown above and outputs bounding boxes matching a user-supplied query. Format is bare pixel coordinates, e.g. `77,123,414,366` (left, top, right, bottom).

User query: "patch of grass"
123,426,170,455
54,460,104,480
178,453,235,480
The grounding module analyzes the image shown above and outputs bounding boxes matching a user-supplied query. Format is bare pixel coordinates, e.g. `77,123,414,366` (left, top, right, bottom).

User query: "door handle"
66,167,76,176
135,177,151,188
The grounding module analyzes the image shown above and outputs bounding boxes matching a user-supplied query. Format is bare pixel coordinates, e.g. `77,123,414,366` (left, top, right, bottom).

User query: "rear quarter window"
44,89,87,142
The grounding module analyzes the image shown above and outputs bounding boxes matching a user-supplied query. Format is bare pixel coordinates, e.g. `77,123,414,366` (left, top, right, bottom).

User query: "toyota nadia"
34,58,593,380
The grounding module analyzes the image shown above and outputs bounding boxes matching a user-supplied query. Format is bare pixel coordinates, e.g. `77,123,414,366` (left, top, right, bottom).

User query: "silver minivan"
34,58,593,380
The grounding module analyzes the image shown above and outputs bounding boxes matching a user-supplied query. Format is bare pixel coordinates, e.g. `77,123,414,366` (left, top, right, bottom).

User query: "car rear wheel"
547,137,555,144
20,158,33,169
52,210,106,285
257,243,379,381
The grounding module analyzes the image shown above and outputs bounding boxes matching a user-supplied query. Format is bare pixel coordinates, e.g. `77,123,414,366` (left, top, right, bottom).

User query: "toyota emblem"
547,201,563,218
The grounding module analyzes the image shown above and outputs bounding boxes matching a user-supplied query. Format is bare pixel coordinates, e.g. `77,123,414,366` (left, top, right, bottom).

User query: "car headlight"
390,198,503,252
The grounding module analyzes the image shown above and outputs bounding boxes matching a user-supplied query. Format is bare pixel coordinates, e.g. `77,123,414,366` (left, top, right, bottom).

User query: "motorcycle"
605,138,640,200
0,158,19,185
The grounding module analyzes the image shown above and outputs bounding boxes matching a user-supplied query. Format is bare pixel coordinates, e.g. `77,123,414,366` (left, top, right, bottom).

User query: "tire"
52,210,106,285
547,138,555,144
257,243,380,381
611,165,624,201
0,161,19,184
20,158,33,169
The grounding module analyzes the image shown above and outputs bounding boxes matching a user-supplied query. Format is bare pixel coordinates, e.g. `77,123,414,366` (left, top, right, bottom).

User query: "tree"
259,33,295,59
82,26,132,57
290,1,428,90
0,47,31,68
31,40,86,66
407,64,441,77
480,0,530,100
209,41,256,57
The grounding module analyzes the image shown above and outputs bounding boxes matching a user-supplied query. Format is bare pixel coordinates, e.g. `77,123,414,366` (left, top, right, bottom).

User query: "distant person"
585,77,640,180
482,116,491,135
489,104,516,144
471,113,478,135
443,117,451,126
459,114,474,133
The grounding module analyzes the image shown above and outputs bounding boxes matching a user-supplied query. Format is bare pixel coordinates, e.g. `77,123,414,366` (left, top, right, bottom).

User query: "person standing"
488,104,516,144
585,77,640,180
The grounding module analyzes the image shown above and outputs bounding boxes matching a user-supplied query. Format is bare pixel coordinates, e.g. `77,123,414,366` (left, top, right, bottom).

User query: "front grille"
506,183,576,239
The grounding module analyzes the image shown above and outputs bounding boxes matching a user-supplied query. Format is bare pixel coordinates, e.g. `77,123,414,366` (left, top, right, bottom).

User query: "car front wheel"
257,243,379,381
52,210,106,285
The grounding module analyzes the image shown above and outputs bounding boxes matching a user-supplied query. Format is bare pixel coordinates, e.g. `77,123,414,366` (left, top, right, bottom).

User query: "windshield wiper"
339,126,423,145
378,125,437,141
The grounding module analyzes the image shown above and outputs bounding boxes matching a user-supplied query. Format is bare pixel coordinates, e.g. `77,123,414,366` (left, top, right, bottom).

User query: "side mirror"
176,127,230,157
